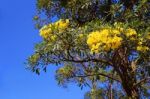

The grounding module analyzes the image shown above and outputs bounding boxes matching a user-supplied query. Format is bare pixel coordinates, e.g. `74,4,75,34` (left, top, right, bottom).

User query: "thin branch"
134,77,150,87
62,58,113,66
74,73,121,82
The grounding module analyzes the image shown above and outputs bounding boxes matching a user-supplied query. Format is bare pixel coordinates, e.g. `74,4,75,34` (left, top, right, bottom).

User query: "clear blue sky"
0,0,88,99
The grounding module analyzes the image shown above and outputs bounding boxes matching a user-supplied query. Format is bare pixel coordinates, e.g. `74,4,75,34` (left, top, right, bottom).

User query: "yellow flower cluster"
125,28,137,38
40,24,53,39
55,19,69,31
40,19,69,40
114,22,137,38
137,46,149,52
87,26,139,53
136,37,149,52
87,28,122,53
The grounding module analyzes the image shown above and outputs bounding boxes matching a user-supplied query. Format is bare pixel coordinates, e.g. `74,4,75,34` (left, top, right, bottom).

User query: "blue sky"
0,0,88,99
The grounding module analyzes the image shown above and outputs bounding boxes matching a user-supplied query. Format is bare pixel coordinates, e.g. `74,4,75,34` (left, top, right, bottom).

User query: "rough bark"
112,47,139,98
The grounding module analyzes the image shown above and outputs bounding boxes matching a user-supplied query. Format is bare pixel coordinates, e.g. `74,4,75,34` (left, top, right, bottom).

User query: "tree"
28,0,150,98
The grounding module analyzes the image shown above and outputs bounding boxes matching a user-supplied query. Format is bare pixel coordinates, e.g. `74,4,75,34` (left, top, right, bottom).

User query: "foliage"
28,0,150,98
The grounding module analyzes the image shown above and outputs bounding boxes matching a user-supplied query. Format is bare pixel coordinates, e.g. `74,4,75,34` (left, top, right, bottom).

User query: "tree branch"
74,73,121,82
62,58,113,66
134,77,150,87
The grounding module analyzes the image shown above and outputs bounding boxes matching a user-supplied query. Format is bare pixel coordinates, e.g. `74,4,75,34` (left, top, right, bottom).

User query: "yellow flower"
125,28,137,37
146,32,150,39
91,43,101,53
40,25,52,39
111,29,121,35
100,29,109,36
137,46,149,52
39,24,56,41
87,31,102,46
87,28,122,53
87,31,102,53
54,19,69,31
39,19,69,41
111,36,122,49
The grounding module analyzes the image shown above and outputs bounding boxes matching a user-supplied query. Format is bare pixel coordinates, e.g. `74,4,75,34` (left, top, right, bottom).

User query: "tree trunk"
112,47,139,98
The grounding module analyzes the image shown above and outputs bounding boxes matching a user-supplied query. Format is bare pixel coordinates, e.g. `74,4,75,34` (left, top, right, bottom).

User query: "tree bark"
112,47,139,98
